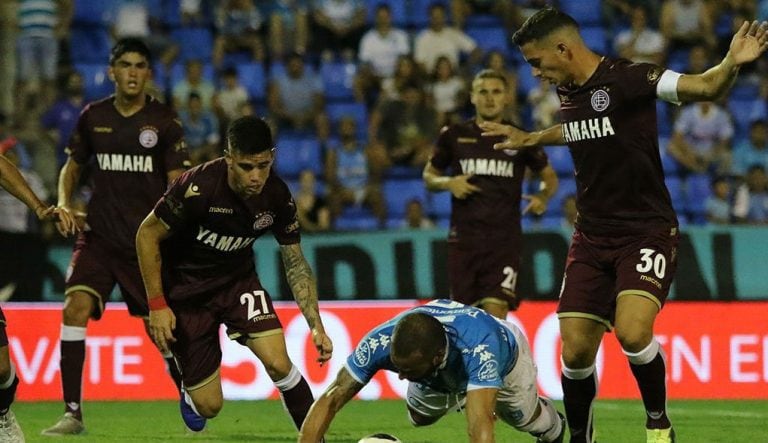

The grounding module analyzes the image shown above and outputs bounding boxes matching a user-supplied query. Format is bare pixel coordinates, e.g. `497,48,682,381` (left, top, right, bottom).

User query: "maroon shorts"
66,232,148,319
169,272,283,389
0,307,7,347
447,238,521,309
557,227,679,327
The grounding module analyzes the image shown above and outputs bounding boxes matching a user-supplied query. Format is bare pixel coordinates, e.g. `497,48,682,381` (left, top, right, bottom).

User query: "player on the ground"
480,7,768,443
43,38,191,436
0,153,75,442
423,69,558,319
136,116,333,434
298,299,565,443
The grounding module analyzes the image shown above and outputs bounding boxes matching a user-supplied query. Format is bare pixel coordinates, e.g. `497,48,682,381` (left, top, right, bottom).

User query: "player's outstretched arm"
136,212,176,353
677,20,768,102
479,122,565,150
280,243,333,364
298,367,364,443
465,388,498,443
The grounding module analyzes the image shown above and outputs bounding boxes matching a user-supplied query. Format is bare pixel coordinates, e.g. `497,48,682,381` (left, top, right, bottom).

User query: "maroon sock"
61,340,85,420
279,376,315,430
562,371,597,443
0,375,18,413
630,352,671,429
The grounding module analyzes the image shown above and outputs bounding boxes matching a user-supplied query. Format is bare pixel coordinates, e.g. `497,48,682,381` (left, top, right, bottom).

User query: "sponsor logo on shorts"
139,126,159,148
640,274,662,289
354,341,371,367
477,360,499,382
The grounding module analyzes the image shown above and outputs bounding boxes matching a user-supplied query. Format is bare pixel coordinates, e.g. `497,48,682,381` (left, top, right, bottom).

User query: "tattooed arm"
298,367,364,442
280,243,333,364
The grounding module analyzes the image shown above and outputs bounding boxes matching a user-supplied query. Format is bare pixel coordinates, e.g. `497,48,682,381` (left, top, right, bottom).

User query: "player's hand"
522,193,549,216
53,206,81,236
479,121,531,150
149,307,177,353
311,328,333,365
728,20,768,65
449,174,481,199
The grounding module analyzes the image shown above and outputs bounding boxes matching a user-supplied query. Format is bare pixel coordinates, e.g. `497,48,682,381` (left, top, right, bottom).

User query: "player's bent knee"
193,397,223,418
62,294,95,325
616,330,654,353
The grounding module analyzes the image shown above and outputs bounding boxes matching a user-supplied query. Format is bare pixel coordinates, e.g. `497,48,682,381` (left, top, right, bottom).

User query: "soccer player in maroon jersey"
423,69,558,319
481,7,768,443
43,38,192,436
135,116,333,435
0,154,75,442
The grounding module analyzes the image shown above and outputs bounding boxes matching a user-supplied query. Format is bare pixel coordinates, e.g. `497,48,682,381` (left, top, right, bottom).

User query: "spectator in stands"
268,51,328,138
614,6,667,65
733,165,768,224
0,4,14,118
527,77,560,131
179,92,220,165
686,44,712,74
111,0,179,69
450,0,520,30
15,0,72,118
668,101,734,175
310,0,367,60
180,0,210,26
172,59,215,112
268,0,309,60
213,66,249,129
660,0,716,52
733,120,768,178
602,0,661,34
484,50,520,125
705,176,732,225
295,169,331,232
324,116,386,227
401,199,434,229
41,70,85,170
378,55,425,103
429,56,466,126
413,3,480,75
369,82,437,174
213,0,266,68
562,193,577,230
354,4,410,106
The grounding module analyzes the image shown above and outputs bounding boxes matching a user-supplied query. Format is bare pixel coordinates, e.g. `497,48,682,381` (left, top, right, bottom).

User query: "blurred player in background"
43,38,191,436
481,7,768,442
299,299,565,443
423,69,558,319
0,153,75,442
136,116,332,433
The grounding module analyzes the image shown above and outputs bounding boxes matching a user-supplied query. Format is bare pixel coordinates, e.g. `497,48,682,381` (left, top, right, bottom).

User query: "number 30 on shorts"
240,290,270,321
635,248,666,279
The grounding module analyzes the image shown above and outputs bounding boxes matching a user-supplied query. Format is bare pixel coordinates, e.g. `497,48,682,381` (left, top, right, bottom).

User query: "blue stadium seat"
657,101,673,137
730,81,760,100
326,102,368,137
169,61,215,88
74,63,113,101
728,97,767,141
665,176,685,212
465,14,502,28
72,0,115,25
517,64,538,97
560,0,603,26
659,137,680,176
409,0,449,27
161,0,182,27
544,146,574,177
581,27,608,54
365,0,407,26
666,48,690,73
429,191,452,218
335,206,379,231
545,177,576,217
384,165,422,179
274,136,322,178
685,173,712,221
320,61,357,101
465,26,510,57
69,26,112,64
383,178,428,217
236,62,267,101
171,27,213,62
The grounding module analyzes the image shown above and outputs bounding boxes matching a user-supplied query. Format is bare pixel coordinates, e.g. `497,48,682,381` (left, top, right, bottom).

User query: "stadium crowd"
0,0,767,234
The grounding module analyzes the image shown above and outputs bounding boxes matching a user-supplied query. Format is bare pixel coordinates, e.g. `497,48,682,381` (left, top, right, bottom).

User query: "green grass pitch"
16,399,768,442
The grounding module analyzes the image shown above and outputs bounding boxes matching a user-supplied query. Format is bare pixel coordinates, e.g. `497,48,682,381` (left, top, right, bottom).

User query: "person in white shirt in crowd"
614,5,667,65
414,2,481,74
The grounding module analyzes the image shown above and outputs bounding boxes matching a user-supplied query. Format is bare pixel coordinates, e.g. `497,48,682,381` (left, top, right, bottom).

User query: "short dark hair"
110,37,152,67
512,7,579,46
391,313,446,359
226,116,274,155
473,69,508,88
375,2,390,13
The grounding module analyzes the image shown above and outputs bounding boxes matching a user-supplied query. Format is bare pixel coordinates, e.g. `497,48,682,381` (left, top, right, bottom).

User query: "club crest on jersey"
590,89,610,112
139,127,159,148
253,212,274,230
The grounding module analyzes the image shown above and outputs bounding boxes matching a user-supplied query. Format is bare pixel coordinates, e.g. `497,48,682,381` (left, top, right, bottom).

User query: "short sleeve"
153,168,195,231
620,62,664,102
465,335,506,391
161,110,192,172
524,146,549,172
270,180,301,245
345,322,396,384
430,125,454,170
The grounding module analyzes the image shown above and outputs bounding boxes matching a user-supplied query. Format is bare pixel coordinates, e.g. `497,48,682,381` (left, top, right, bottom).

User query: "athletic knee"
263,358,294,381
194,397,222,418
560,345,597,368
616,330,654,353
62,293,94,325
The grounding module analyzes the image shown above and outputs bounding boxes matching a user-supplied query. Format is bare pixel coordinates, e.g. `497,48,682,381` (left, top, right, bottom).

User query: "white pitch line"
593,403,768,419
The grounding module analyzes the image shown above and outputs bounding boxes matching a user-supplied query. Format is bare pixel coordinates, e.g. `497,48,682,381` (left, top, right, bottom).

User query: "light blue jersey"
345,299,519,394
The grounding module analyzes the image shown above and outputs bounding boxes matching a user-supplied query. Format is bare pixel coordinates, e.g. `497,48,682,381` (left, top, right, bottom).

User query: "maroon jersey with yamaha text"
153,159,300,301
430,120,549,243
66,95,190,253
557,58,677,235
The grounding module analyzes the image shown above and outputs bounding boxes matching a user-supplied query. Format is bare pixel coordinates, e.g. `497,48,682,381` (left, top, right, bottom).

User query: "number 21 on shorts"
240,290,270,321
635,248,666,279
